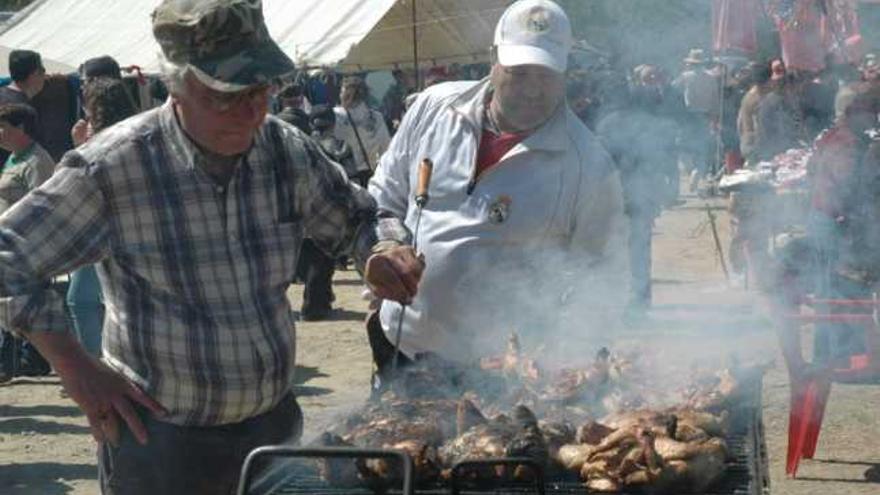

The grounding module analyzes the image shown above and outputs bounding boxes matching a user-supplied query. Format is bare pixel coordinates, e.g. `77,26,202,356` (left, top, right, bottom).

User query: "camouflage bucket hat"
152,0,294,91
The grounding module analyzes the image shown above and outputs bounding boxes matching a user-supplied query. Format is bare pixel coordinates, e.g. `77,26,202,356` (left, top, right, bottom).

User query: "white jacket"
334,102,391,173
369,79,626,362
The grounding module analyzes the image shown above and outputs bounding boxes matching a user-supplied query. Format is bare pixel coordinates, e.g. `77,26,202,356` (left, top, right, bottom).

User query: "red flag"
777,0,826,71
822,0,863,64
713,0,760,54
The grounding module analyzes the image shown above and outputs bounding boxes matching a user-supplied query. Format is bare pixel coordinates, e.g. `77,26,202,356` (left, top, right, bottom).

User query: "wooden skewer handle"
415,158,433,207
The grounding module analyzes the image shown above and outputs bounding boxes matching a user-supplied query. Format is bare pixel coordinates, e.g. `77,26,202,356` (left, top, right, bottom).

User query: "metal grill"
239,378,769,495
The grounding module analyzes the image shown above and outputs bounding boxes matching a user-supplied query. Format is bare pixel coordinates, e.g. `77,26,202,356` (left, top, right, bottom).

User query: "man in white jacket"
334,75,391,186
367,0,626,379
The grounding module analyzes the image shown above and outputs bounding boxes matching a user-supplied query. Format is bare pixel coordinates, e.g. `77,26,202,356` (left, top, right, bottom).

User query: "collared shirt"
0,141,55,214
0,102,406,426
369,79,626,361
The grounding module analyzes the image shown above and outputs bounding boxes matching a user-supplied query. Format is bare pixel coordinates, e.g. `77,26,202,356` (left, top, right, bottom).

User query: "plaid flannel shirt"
0,102,407,426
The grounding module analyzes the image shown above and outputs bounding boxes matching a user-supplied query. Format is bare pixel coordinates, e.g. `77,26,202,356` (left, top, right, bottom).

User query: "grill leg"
802,380,831,460
787,379,827,477
786,379,809,477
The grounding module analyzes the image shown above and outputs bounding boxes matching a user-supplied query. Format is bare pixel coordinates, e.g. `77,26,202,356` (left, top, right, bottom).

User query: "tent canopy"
0,0,508,75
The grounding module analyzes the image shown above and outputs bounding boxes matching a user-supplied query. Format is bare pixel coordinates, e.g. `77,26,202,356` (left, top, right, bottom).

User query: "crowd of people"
0,0,877,493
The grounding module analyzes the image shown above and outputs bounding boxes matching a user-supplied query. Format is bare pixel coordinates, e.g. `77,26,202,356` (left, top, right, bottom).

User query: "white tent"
0,0,508,75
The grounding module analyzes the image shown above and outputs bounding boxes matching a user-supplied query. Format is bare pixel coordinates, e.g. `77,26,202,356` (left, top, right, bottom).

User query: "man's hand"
27,333,166,446
70,119,93,147
365,245,424,304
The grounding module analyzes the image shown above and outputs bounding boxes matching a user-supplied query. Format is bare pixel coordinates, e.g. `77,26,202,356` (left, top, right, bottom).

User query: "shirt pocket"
239,220,302,287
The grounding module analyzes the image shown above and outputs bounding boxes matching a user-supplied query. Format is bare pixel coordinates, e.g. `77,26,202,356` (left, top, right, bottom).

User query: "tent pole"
412,0,420,90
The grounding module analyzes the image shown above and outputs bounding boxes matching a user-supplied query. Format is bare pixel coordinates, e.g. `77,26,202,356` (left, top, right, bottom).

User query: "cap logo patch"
523,7,551,34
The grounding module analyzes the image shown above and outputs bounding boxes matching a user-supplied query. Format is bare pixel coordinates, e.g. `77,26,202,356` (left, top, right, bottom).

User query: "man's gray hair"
157,53,189,95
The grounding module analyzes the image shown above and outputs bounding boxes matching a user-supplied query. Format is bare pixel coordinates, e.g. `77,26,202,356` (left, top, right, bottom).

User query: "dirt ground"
1,188,879,494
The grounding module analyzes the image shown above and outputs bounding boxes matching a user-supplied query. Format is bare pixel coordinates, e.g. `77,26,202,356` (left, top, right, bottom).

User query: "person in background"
672,49,720,192
0,50,45,107
71,56,129,145
770,58,786,82
277,81,310,112
311,104,358,182
863,54,880,83
291,104,363,322
719,63,752,173
334,75,390,183
67,77,139,358
754,59,801,163
0,0,421,492
832,62,864,124
367,0,625,384
597,79,678,315
737,62,773,165
800,56,844,139
802,90,880,369
276,84,312,135
424,66,450,87
0,103,54,382
382,69,414,132
80,55,123,82
0,50,46,164
633,64,685,204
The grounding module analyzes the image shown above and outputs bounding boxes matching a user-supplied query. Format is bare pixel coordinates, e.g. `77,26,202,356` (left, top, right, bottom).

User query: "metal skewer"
390,158,433,376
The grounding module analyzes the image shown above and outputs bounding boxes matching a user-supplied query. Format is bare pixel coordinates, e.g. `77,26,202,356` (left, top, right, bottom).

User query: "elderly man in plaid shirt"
0,1,422,493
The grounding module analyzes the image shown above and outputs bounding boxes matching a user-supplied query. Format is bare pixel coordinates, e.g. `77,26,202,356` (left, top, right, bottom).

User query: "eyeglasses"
198,84,271,113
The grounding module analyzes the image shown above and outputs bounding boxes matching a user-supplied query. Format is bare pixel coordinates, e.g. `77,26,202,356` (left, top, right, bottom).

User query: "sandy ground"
1,188,879,494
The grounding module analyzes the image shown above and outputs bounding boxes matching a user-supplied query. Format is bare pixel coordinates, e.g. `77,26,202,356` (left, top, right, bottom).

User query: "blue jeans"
66,266,104,356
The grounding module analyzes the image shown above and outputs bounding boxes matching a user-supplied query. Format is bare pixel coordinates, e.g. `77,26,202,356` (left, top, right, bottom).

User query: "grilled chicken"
312,432,364,487
558,413,730,494
660,438,728,493
539,419,577,471
363,440,442,484
440,405,548,481
479,333,541,382
576,420,616,445
330,398,484,484
672,409,729,438
653,436,728,462
341,399,463,446
557,444,596,471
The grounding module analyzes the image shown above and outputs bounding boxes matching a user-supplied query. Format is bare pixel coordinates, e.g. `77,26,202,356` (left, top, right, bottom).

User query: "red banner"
713,0,760,54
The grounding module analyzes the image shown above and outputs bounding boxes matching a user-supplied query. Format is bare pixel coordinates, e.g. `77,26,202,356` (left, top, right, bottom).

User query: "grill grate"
242,379,769,495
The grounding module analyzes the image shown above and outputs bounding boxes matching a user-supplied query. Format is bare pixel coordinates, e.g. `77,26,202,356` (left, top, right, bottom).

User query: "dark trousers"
0,330,51,378
297,239,336,317
99,394,302,495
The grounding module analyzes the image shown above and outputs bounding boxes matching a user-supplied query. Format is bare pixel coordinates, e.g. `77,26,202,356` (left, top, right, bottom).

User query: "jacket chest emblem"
488,195,512,224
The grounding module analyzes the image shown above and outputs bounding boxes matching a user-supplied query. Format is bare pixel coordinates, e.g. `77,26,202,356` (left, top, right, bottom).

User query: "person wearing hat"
334,74,390,182
367,0,625,382
0,1,422,493
672,48,720,192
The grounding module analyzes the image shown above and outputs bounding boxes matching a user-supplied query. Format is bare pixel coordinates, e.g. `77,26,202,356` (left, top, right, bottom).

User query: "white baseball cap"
493,0,573,73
